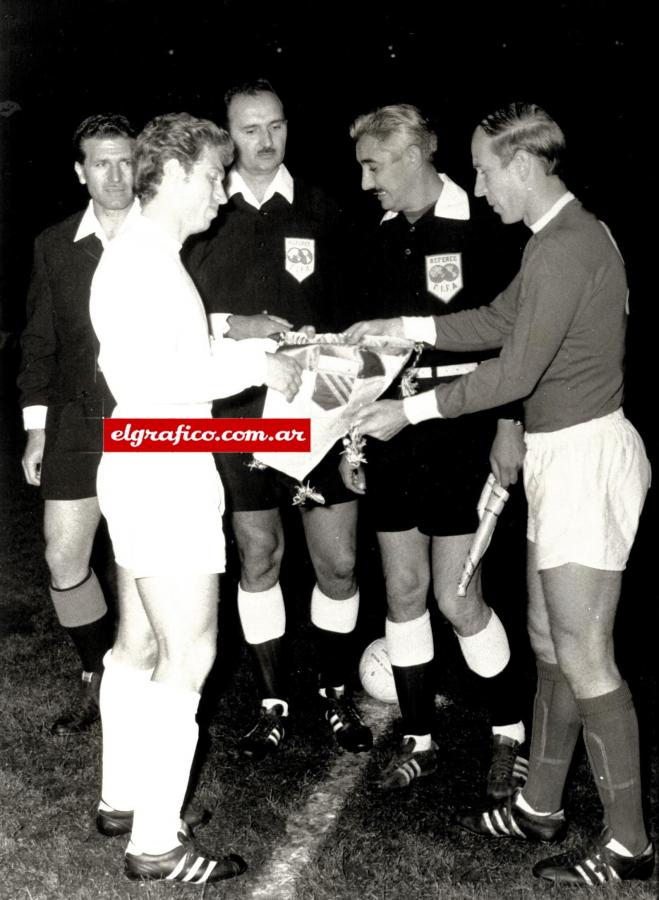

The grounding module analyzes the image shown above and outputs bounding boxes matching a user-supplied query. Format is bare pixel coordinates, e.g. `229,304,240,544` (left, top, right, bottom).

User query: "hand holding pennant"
254,331,415,482
457,473,509,597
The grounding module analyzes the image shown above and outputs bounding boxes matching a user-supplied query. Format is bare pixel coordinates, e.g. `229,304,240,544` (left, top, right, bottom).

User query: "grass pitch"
1,443,657,900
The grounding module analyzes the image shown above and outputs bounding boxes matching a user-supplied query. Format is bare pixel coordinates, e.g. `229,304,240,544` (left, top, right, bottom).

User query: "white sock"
311,585,359,633
318,685,345,699
130,681,200,855
99,650,154,811
515,791,563,818
456,609,510,677
492,721,526,745
605,837,634,857
262,697,289,716
238,583,286,644
386,611,434,668
404,733,432,751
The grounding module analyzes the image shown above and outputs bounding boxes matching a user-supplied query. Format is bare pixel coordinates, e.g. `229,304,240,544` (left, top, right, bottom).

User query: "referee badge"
425,253,463,303
285,237,315,283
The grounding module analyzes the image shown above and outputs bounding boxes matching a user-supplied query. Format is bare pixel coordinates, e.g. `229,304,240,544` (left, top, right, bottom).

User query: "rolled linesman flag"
458,473,510,597
254,332,415,481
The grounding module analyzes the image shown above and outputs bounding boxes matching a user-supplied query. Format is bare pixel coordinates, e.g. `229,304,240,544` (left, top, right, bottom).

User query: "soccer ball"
359,637,398,704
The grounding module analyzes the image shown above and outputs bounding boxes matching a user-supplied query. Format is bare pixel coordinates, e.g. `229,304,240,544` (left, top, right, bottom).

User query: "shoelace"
557,846,623,884
384,739,422,772
488,744,516,783
249,708,284,740
327,697,363,729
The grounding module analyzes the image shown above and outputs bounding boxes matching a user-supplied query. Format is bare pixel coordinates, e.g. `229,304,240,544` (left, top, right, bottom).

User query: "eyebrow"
241,117,286,129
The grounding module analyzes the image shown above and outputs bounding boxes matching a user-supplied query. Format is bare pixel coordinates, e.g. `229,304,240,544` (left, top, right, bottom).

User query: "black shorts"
365,413,497,536
40,400,103,501
216,440,354,513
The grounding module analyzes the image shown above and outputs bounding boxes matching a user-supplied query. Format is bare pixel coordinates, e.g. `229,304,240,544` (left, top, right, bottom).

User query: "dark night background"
0,1,651,471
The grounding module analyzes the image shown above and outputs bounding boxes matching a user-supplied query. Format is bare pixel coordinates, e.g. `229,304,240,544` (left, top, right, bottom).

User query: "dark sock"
523,661,582,812
249,636,288,703
578,682,648,854
474,656,526,730
313,625,352,690
392,662,435,736
64,611,114,673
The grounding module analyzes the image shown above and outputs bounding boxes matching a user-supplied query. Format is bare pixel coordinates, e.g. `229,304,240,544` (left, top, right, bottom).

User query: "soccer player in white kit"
90,112,302,884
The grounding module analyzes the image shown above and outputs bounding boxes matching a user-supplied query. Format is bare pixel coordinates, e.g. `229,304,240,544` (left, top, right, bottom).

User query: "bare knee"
552,626,617,694
44,538,91,587
385,569,429,623
433,571,489,635
442,597,491,636
113,631,159,670
155,633,217,691
236,530,284,589
312,546,357,597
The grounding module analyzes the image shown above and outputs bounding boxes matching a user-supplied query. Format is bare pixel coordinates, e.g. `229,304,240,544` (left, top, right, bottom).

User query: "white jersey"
90,212,272,577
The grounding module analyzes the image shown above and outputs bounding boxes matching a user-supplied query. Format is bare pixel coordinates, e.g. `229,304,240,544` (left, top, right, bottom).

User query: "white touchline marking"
248,695,397,900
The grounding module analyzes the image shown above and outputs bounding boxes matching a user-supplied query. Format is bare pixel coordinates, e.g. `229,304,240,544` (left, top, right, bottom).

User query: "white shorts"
524,409,651,571
97,452,226,577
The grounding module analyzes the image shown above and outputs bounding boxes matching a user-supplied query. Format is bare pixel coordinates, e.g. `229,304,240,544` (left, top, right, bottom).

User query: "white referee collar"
74,198,140,248
381,172,470,224
226,164,295,209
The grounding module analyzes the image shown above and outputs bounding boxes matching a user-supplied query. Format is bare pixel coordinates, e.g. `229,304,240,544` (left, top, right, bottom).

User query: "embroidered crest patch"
285,237,315,283
425,253,463,303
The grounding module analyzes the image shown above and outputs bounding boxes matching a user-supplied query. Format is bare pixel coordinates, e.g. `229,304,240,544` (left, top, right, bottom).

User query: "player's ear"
163,157,186,181
74,162,86,186
403,143,424,168
512,149,533,181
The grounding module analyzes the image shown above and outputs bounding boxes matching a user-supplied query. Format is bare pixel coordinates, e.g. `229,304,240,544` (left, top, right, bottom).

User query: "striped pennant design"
312,371,354,411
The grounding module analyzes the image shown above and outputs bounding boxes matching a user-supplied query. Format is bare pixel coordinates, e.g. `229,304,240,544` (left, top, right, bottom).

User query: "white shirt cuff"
402,316,437,344
208,312,232,338
211,336,278,386
23,405,47,430
403,390,442,424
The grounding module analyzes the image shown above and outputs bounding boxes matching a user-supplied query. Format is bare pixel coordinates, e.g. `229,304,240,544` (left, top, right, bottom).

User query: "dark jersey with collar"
184,177,349,419
17,210,115,498
185,178,347,334
357,188,526,531
359,194,524,373
18,211,107,413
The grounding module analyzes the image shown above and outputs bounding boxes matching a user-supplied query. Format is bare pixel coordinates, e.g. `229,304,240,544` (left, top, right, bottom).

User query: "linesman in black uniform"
17,114,137,735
